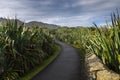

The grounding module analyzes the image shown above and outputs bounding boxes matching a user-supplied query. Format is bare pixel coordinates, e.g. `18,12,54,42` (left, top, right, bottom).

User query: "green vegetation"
21,44,61,80
0,19,58,80
54,12,120,74
87,13,120,73
0,11,119,80
54,27,89,53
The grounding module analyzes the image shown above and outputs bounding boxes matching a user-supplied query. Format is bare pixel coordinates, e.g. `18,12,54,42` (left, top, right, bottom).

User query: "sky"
0,0,120,27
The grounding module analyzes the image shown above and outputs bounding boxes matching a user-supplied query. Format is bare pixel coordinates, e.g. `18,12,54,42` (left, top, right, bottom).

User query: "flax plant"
87,12,120,73
0,18,56,79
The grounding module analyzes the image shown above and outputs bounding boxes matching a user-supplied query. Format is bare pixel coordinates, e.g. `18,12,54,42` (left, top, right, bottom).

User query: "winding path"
32,41,87,80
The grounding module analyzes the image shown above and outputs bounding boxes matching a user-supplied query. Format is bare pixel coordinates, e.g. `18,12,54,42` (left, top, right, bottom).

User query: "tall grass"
55,11,120,74
87,12,120,73
54,27,89,49
0,19,56,79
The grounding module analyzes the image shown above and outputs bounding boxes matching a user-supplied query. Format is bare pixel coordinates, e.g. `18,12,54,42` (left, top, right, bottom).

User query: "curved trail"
32,41,87,80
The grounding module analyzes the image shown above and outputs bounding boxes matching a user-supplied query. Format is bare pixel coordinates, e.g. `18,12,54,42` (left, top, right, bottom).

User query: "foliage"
54,12,120,74
0,19,56,79
21,44,61,80
54,27,89,52
87,12,120,73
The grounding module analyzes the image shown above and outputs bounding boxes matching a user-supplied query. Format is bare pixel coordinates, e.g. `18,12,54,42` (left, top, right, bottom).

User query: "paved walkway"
32,41,87,80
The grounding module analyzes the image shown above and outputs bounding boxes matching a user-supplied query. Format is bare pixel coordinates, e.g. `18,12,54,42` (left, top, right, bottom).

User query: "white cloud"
36,14,95,26
0,0,120,26
39,0,53,5
72,0,120,11
72,0,101,7
0,0,26,17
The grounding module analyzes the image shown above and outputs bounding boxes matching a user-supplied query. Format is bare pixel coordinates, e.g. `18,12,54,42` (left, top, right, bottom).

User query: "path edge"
21,44,61,80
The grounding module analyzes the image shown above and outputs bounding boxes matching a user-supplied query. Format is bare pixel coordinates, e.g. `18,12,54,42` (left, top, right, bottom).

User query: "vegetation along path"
32,40,87,80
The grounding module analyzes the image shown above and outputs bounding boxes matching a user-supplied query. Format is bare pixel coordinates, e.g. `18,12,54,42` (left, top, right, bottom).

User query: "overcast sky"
0,0,120,26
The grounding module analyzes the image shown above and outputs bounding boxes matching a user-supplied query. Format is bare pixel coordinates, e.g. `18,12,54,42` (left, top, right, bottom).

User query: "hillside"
0,17,59,28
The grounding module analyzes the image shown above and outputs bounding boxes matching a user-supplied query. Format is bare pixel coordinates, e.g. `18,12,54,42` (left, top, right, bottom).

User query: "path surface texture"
32,41,87,80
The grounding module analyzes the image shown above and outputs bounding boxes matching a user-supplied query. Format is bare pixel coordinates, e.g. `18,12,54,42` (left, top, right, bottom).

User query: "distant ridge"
0,17,59,28
26,21,59,28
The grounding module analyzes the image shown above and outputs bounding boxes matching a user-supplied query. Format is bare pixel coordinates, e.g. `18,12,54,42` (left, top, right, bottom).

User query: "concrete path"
32,41,87,80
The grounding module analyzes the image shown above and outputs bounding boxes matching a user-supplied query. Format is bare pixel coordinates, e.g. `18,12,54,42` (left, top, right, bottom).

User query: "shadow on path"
32,40,87,80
